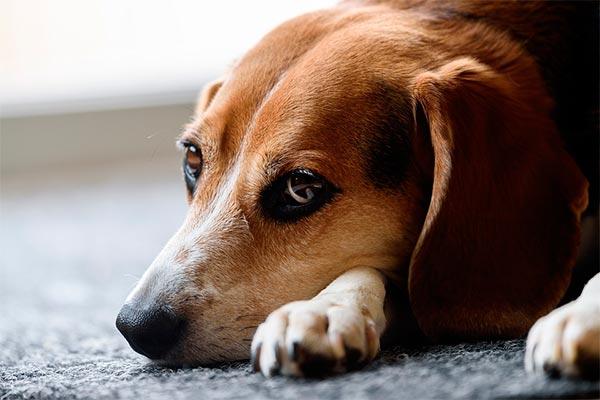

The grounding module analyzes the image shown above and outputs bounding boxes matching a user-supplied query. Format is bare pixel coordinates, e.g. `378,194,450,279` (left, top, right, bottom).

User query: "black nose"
116,303,186,359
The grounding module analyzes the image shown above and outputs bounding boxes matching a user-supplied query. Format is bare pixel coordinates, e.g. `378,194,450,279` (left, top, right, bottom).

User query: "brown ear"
409,58,588,340
195,77,225,115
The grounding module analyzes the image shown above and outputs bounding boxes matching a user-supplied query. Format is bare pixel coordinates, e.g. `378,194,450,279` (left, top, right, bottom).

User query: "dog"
116,0,599,379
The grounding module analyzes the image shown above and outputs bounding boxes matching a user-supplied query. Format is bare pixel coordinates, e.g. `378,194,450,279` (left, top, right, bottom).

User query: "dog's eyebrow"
263,155,286,179
177,122,204,148
262,150,332,182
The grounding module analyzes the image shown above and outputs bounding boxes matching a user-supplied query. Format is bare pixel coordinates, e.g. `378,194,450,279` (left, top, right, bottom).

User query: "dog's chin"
143,353,205,369
150,357,189,369
152,357,246,370
147,350,203,368
145,342,249,368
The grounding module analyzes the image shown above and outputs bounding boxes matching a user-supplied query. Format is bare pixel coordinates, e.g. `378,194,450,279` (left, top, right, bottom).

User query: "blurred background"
0,0,334,363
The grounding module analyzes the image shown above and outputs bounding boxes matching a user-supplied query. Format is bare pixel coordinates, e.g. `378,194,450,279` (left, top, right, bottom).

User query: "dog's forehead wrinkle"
235,71,291,160
179,119,204,143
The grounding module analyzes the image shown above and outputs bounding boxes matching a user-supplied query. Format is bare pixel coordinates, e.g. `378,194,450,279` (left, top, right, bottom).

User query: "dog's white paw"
251,299,380,377
525,300,600,379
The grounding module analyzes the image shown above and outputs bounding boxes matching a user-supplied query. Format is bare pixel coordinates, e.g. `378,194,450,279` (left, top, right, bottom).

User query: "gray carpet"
1,161,598,400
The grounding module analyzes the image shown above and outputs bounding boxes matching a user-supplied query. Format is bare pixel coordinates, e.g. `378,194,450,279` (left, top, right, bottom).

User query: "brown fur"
122,0,596,366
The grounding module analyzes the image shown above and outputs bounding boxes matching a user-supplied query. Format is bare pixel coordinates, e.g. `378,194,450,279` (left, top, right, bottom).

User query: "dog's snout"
116,303,186,360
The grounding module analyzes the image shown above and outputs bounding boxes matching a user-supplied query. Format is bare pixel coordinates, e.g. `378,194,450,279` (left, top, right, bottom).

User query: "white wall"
0,0,337,176
0,0,337,117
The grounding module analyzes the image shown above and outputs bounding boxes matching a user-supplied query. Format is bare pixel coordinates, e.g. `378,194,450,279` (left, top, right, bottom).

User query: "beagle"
116,0,599,379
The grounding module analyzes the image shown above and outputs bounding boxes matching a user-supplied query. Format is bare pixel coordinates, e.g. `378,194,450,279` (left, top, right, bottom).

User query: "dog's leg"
525,272,600,379
251,266,387,377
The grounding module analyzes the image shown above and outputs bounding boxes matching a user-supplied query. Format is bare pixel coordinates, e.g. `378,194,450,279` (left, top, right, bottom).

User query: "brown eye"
285,173,323,204
182,143,202,193
261,169,338,222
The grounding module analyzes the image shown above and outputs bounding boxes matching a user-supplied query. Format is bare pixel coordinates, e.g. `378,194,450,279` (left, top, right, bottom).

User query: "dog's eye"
262,169,336,222
182,143,202,193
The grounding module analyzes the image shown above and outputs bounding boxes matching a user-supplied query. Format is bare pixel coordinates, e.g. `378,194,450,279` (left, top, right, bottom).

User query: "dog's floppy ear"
195,77,225,115
408,58,588,340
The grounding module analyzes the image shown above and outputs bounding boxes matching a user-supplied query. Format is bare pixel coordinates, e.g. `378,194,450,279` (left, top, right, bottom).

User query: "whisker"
212,343,227,351
238,325,258,332
218,337,241,344
124,274,141,289
235,314,265,321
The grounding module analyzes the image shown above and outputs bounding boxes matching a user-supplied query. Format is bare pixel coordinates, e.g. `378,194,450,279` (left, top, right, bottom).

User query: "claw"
343,344,363,368
272,340,282,372
251,341,262,372
289,340,300,362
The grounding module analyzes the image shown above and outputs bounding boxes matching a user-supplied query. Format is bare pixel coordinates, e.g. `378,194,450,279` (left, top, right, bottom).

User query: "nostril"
116,303,186,360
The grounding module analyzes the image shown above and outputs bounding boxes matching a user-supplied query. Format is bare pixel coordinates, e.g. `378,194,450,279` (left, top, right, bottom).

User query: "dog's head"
116,5,588,364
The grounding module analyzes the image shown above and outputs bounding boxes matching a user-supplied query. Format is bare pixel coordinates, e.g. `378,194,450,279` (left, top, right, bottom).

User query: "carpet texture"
1,162,598,399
